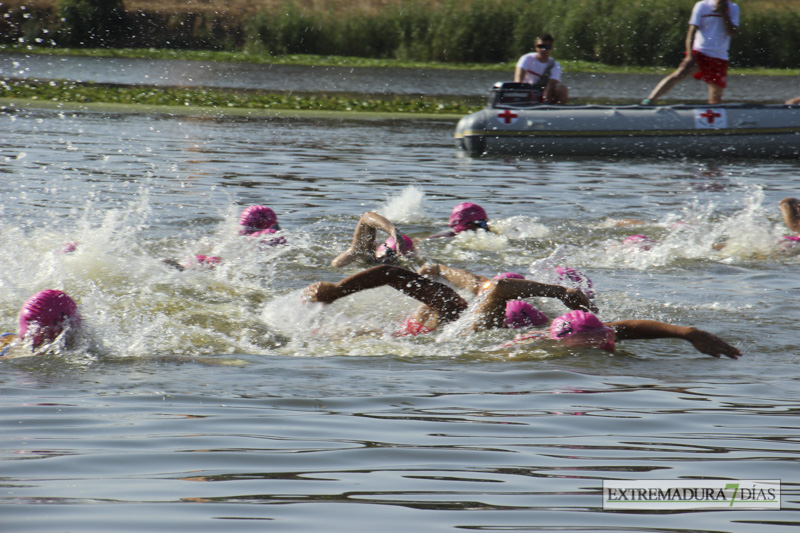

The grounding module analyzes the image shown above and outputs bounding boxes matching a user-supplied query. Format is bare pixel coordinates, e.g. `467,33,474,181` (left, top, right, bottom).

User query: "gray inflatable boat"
454,82,800,158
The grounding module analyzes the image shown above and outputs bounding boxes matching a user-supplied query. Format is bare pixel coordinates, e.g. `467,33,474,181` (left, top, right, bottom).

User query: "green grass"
0,78,484,115
5,45,800,75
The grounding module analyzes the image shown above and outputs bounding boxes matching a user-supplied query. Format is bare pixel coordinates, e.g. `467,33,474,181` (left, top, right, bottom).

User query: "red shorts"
691,50,729,89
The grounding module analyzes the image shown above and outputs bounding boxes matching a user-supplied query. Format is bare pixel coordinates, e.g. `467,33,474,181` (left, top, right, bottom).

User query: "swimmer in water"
1,289,81,357
239,204,286,246
496,309,741,359
303,264,594,335
712,197,800,252
163,204,284,271
427,202,493,239
331,211,416,268
414,264,550,331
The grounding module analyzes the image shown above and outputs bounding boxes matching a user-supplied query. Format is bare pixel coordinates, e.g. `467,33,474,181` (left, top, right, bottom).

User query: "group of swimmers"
5,198,763,360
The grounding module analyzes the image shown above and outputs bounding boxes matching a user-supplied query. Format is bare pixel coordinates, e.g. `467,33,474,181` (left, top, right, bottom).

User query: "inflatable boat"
454,82,800,158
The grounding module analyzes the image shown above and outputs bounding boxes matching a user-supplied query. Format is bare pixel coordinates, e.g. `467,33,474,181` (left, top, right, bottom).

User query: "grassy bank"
0,78,484,115
2,0,799,69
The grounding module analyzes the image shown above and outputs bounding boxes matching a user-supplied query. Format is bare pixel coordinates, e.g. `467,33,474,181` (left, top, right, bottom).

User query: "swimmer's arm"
305,266,467,323
492,279,596,312
779,198,800,234
361,212,405,250
418,263,488,295
606,320,741,359
331,212,407,267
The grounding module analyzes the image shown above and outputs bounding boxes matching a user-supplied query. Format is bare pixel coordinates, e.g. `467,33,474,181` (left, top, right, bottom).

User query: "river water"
1,54,800,532
2,51,799,103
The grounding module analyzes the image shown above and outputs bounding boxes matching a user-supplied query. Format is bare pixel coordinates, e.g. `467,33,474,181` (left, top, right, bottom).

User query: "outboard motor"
488,82,541,108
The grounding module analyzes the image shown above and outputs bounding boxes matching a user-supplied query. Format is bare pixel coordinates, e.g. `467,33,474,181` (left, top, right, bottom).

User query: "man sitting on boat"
514,33,569,105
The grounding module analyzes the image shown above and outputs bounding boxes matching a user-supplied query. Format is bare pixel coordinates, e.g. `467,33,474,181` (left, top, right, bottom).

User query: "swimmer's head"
554,266,595,298
493,272,525,281
56,242,79,255
449,202,489,233
375,235,416,260
504,300,549,329
550,310,615,351
239,205,279,235
18,290,81,348
623,234,654,251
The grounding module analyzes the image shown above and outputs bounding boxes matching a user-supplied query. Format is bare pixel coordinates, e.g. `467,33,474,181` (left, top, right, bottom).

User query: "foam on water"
2,172,794,361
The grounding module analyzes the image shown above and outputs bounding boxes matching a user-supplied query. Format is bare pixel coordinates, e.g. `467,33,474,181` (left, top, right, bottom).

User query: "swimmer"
239,204,286,246
56,242,79,254
163,204,283,270
416,264,550,329
427,202,493,239
162,254,223,272
303,264,594,336
331,211,416,268
713,197,800,252
623,234,655,251
1,289,81,357
779,197,800,235
496,309,741,359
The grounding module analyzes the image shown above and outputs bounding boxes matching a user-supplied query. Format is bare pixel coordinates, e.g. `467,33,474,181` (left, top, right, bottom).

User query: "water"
2,95,800,530
2,51,799,103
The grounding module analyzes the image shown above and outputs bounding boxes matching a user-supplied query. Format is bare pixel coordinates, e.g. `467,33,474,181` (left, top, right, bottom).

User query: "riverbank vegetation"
2,0,799,69
0,78,483,115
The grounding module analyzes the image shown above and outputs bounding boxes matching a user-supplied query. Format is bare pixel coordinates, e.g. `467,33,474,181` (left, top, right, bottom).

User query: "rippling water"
2,51,798,103
2,105,799,531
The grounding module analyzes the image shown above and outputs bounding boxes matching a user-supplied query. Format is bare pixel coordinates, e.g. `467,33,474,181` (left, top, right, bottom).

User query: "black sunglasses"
536,43,552,50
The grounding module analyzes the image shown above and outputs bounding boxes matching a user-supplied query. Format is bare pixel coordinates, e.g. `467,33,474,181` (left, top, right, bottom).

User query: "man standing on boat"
514,33,569,105
642,0,739,105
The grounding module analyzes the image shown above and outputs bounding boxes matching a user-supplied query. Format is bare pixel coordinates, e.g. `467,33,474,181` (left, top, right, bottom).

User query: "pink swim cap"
554,266,595,298
18,290,81,347
493,272,525,280
550,310,615,351
504,300,549,329
448,202,488,233
623,234,654,250
239,205,278,235
376,235,415,258
56,242,79,254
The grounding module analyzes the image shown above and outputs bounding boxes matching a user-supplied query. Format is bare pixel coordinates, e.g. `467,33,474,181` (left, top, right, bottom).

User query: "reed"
1,0,798,68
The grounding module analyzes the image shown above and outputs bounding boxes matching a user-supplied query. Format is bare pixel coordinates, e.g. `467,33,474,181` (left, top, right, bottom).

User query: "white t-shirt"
689,0,740,60
515,53,562,87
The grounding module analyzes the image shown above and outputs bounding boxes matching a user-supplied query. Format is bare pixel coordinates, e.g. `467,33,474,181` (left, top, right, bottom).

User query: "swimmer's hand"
685,328,742,359
303,281,340,304
563,288,597,313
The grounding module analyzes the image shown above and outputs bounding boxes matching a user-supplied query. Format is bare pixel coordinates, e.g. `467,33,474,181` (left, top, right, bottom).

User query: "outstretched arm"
331,212,406,268
304,265,468,323
605,320,741,359
417,263,489,295
472,278,595,331
779,197,800,235
489,278,595,312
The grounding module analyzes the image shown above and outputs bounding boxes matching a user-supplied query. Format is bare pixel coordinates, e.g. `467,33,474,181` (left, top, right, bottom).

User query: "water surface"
1,102,799,532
